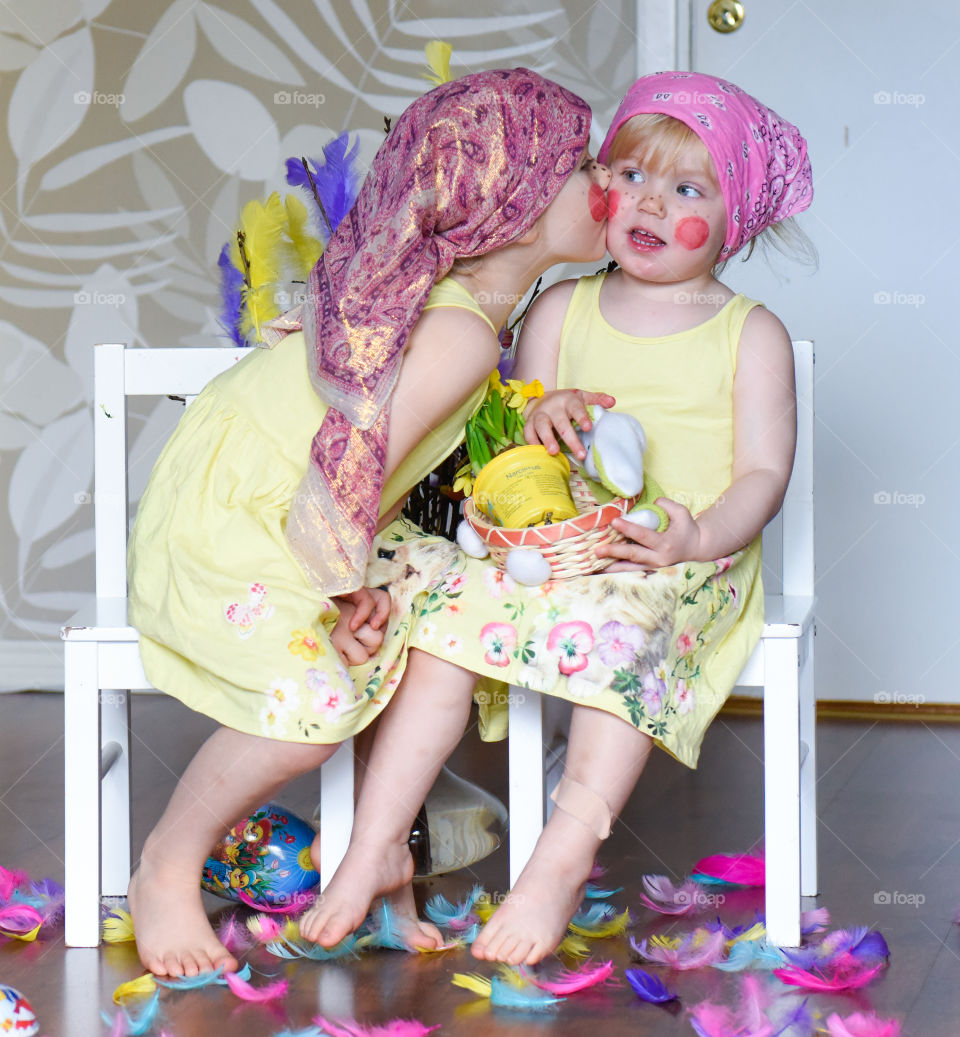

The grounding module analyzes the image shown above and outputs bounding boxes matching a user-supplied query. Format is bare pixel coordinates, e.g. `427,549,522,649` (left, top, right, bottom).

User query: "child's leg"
471,704,653,966
299,648,477,946
129,725,337,977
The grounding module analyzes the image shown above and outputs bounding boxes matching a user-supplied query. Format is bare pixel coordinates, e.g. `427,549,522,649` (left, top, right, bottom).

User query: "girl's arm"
515,280,615,459
600,306,797,566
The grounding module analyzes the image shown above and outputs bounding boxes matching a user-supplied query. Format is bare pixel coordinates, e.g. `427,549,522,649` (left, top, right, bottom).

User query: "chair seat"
61,597,138,642
762,594,815,637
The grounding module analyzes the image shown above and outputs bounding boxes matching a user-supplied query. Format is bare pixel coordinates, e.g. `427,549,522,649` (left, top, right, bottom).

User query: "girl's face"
606,139,726,284
537,150,612,264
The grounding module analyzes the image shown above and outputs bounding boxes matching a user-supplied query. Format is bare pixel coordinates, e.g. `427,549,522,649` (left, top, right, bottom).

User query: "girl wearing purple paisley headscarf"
306,72,814,965
126,68,611,977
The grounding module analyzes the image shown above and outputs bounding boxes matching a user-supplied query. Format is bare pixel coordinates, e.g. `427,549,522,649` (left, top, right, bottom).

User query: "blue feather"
285,133,361,241
217,242,246,347
624,968,678,1003
489,975,564,1010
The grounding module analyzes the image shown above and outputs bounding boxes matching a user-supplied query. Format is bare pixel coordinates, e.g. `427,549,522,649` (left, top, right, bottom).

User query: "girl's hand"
329,589,390,666
524,389,617,459
596,498,704,569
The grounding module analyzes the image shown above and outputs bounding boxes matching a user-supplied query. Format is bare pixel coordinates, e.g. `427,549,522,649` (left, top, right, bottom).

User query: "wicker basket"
462,470,636,580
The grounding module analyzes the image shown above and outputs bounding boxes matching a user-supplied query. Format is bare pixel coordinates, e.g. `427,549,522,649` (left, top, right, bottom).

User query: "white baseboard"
0,640,64,692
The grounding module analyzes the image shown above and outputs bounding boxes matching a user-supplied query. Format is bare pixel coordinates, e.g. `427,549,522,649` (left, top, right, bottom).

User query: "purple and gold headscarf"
289,69,591,594
599,71,812,259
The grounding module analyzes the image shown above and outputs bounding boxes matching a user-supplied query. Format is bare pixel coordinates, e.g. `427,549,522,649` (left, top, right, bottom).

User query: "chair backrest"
780,340,814,598
93,343,245,599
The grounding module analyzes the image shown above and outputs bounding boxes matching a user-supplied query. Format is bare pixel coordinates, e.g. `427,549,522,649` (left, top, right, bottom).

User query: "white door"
688,1,960,704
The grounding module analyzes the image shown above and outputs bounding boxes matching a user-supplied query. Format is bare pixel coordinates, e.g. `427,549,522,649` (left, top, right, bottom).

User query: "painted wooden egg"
0,985,39,1037
201,802,319,907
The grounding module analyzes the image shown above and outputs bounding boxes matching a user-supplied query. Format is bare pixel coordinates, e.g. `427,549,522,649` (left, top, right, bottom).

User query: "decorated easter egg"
202,802,319,907
0,984,39,1037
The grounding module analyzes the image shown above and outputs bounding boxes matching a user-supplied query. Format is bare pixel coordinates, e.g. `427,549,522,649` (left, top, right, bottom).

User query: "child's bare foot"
471,814,597,965
128,858,238,977
378,884,445,950
298,835,414,947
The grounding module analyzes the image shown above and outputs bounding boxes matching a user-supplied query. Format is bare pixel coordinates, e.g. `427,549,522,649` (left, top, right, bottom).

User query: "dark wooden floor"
2,691,959,1036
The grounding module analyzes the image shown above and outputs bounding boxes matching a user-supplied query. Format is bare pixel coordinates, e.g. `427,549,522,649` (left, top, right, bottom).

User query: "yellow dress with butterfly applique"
128,277,489,743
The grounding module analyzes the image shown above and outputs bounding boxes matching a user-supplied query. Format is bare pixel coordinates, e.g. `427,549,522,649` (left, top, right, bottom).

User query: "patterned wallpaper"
0,0,657,686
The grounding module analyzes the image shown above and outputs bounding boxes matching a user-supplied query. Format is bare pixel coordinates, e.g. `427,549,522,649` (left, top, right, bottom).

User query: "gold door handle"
707,0,745,33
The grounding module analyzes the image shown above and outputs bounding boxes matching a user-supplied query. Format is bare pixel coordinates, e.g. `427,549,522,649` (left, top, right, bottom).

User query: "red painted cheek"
606,189,620,217
588,183,607,222
675,216,710,250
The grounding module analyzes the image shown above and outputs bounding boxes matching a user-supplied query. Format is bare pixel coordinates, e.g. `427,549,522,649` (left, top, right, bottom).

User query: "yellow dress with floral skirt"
127,277,490,743
407,273,766,768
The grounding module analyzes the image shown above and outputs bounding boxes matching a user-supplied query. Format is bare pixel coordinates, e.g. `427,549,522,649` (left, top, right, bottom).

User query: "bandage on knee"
549,775,612,839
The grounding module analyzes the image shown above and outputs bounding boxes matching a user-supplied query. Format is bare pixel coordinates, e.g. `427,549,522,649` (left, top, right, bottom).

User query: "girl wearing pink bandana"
309,72,813,965
126,68,612,977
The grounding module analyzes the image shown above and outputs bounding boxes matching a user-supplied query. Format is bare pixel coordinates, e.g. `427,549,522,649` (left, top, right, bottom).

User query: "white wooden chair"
60,343,355,948
507,339,817,948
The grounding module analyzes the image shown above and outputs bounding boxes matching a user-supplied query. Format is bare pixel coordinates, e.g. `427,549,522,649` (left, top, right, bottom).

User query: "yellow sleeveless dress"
407,273,765,767
128,277,490,743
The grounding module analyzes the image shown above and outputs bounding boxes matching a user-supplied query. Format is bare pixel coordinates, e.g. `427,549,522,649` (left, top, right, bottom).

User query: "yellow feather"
728,922,767,946
113,974,157,1004
101,906,136,943
556,934,591,959
451,972,492,998
473,893,497,923
284,194,322,279
568,907,630,939
495,965,527,989
423,40,453,85
232,192,288,340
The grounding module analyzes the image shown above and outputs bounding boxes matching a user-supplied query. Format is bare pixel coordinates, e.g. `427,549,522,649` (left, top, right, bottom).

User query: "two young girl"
302,71,813,965
126,68,611,977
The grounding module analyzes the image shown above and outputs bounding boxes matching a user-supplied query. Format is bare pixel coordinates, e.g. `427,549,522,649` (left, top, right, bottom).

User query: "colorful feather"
356,897,412,951
800,907,830,934
231,192,288,341
102,905,136,942
285,134,361,242
0,902,42,940
692,852,765,887
639,874,703,915
568,904,630,938
773,961,884,992
217,912,253,954
824,1011,901,1036
217,242,245,346
624,967,679,1003
0,865,28,902
422,40,453,86
712,937,784,971
224,969,288,1001
112,974,158,1004
314,1017,440,1037
425,885,483,927
632,927,726,969
584,881,623,899
246,912,286,942
154,965,229,990
768,994,814,1036
556,933,591,958
451,972,492,998
521,960,615,994
267,931,358,960
285,194,323,278
99,990,161,1036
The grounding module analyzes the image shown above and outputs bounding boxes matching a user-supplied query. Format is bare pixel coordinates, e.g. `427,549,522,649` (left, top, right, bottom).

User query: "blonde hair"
606,112,817,272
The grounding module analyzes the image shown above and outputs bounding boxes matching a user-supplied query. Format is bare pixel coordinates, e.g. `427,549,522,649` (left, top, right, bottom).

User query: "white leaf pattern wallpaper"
0,0,650,687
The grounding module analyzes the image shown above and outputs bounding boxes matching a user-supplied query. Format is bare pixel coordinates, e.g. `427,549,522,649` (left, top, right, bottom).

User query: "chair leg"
763,637,802,947
318,737,354,890
798,623,818,897
64,642,103,947
100,688,131,897
508,688,545,887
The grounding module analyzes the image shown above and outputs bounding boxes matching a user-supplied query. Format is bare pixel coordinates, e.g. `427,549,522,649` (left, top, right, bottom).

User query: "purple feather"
285,133,361,241
849,928,890,963
217,242,245,347
624,968,678,1003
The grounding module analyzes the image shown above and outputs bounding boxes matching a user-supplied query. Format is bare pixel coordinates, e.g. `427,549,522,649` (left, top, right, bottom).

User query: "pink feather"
236,886,312,913
773,961,884,992
824,1011,902,1036
692,852,765,887
639,875,701,915
0,903,43,937
633,927,726,969
314,1016,440,1036
0,866,28,903
589,862,607,880
522,960,616,994
217,913,253,954
246,913,286,942
800,906,830,933
223,971,288,1001
689,1001,775,1037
